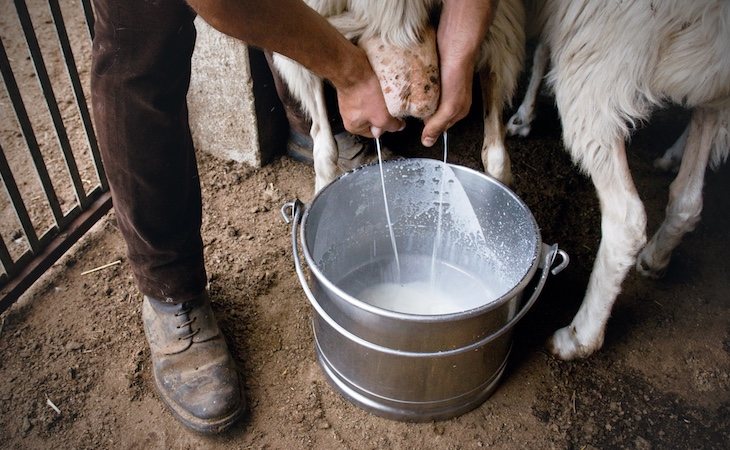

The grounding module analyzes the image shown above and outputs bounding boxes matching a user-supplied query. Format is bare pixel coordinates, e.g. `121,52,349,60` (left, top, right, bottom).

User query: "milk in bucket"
339,134,504,315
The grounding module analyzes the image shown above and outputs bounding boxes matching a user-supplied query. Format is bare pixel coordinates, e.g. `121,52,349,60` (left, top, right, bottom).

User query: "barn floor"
1,97,728,449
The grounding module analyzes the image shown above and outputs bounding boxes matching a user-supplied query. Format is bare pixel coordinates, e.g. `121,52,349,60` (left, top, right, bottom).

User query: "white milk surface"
336,253,505,316
357,280,482,315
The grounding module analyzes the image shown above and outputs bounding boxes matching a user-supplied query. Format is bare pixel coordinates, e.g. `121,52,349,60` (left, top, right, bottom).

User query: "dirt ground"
1,1,729,447
1,88,729,448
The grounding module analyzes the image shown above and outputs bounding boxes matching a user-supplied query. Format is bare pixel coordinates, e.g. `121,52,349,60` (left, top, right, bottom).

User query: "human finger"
421,99,471,146
372,115,406,134
421,107,456,147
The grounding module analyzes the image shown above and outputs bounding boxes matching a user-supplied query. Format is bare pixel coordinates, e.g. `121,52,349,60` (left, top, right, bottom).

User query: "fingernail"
398,122,406,132
423,136,435,147
370,126,383,138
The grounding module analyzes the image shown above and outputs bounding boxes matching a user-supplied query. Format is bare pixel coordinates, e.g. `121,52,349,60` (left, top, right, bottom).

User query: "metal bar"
0,141,41,253
5,251,34,279
80,0,95,40
0,38,65,227
0,190,113,314
43,205,76,239
15,0,88,207
48,0,107,193
3,188,109,290
0,234,15,279
40,187,104,238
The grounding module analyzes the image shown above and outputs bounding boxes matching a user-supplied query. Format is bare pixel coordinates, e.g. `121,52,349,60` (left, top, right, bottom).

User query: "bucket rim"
300,158,542,322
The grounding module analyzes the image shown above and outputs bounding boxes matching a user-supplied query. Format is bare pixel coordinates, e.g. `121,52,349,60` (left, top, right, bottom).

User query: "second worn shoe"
142,294,244,433
287,130,393,172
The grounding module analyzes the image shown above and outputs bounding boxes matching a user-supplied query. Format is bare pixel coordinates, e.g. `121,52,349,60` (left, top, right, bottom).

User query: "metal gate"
0,0,110,313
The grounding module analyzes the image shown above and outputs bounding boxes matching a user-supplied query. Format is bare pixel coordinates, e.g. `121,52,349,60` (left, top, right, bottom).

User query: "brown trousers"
91,0,345,302
91,0,204,302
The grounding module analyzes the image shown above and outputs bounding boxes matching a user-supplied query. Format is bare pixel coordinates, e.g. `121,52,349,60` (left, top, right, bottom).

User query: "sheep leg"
638,108,717,277
272,54,339,192
548,139,647,359
507,42,548,138
479,68,512,185
653,124,689,173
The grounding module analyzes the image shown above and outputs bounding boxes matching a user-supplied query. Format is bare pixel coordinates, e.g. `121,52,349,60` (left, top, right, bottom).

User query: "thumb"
421,109,452,147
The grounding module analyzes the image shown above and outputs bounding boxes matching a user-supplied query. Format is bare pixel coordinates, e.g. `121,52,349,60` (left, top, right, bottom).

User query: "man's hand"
421,0,497,147
421,60,475,146
334,50,405,138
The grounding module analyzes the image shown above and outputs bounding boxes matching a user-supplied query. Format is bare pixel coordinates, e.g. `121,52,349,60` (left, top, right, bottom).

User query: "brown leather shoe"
142,294,244,433
287,130,393,172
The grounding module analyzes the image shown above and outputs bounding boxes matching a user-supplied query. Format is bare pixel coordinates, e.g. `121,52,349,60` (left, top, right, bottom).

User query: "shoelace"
175,304,201,341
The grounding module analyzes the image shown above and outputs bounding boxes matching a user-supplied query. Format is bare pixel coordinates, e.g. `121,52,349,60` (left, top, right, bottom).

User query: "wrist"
328,46,373,91
440,55,476,87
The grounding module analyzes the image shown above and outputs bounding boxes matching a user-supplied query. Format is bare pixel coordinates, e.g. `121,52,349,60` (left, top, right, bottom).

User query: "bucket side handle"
281,199,569,356
281,200,299,225
544,243,569,276
282,200,378,350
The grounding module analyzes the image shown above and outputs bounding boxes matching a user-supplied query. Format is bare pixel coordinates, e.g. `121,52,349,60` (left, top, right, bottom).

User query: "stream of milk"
376,137,401,282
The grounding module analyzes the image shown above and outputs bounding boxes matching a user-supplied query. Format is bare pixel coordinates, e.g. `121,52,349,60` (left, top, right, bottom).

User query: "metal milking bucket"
282,158,568,421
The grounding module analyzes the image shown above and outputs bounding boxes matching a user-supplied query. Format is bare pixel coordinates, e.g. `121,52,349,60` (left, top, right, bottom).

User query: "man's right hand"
334,49,405,139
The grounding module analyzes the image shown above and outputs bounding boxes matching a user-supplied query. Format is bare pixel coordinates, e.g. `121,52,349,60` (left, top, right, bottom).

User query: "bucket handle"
282,199,569,357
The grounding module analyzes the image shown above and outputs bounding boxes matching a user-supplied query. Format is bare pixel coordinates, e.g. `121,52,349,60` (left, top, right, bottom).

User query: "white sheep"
532,0,730,359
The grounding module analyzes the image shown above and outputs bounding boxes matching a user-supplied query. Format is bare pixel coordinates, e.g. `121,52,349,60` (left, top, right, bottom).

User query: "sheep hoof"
506,114,532,137
547,326,599,360
653,156,680,173
636,249,667,279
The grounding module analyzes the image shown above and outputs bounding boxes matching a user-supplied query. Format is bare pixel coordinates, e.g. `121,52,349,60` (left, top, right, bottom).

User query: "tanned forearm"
437,0,497,73
187,0,369,91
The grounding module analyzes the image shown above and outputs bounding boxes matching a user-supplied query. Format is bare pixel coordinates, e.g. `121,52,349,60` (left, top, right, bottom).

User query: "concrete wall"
188,18,286,168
